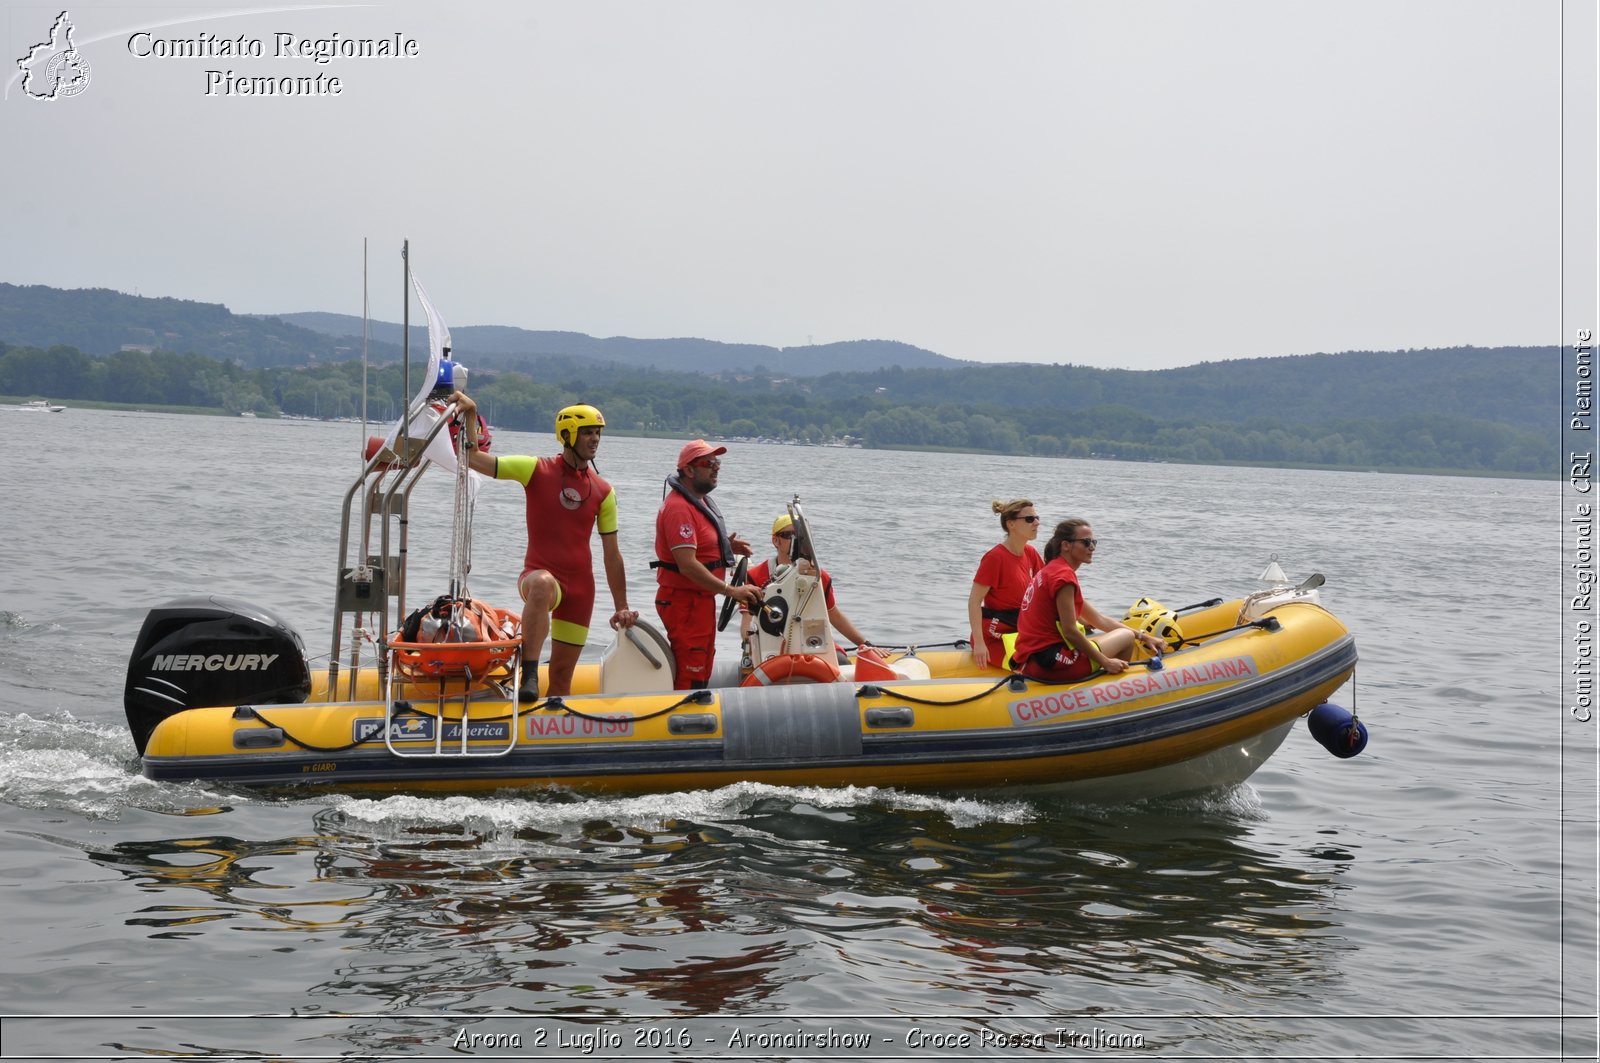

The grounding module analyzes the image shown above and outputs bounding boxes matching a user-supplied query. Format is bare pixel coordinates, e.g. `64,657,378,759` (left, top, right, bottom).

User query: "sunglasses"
690,457,721,470
774,531,795,540
1069,537,1098,548
1015,514,1041,524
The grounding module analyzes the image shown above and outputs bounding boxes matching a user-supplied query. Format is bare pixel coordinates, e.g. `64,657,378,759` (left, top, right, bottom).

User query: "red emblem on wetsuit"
678,523,694,541
559,487,583,511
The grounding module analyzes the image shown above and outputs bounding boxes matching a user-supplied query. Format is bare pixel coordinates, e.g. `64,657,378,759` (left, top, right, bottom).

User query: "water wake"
322,780,1036,837
0,710,224,818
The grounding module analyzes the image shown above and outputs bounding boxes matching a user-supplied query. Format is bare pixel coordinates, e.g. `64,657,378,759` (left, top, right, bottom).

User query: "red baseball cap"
677,439,727,470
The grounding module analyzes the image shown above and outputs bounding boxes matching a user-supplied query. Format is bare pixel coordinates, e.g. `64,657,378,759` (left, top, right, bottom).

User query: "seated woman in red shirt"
1011,518,1168,681
740,514,871,651
967,498,1044,669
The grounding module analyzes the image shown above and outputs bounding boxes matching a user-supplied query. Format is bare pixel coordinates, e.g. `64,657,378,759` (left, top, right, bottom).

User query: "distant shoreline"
6,395,1547,481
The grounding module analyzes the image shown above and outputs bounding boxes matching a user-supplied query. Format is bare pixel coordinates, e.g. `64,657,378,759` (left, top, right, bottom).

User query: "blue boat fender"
1307,701,1368,759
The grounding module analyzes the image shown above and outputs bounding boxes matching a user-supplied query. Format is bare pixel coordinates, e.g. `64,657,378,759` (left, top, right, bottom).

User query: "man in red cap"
652,440,762,688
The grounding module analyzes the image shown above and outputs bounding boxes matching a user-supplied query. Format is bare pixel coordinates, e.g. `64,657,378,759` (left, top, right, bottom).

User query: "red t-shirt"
746,559,836,609
973,543,1043,614
1012,558,1084,664
654,491,723,592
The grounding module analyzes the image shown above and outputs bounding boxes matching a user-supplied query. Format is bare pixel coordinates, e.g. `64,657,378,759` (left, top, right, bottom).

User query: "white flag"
382,270,483,495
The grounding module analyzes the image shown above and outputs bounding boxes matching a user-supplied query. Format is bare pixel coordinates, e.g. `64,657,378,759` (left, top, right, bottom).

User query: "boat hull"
139,600,1356,799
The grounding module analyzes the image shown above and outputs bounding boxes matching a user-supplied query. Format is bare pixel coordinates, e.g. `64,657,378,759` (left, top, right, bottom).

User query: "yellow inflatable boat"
122,359,1360,800
126,587,1356,800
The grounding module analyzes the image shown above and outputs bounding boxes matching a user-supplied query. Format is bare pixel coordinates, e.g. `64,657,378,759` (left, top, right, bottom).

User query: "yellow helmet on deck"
1124,597,1184,649
1123,597,1163,627
1143,611,1184,648
555,404,605,447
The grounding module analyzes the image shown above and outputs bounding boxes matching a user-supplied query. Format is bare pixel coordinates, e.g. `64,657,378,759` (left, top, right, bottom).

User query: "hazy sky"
1,1,1576,369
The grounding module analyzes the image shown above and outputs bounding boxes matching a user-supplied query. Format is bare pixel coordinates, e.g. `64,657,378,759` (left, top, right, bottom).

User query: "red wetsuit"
654,490,726,688
496,454,617,646
972,543,1043,664
1012,557,1093,681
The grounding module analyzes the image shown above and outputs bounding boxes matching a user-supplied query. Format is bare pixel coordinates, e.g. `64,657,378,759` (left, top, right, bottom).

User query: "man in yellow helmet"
452,391,638,701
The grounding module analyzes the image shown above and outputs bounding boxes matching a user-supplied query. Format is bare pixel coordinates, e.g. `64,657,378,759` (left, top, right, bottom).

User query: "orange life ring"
740,653,842,687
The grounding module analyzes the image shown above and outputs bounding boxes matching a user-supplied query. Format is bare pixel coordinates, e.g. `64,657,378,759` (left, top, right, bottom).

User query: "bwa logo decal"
354,716,435,743
17,11,92,100
354,717,513,743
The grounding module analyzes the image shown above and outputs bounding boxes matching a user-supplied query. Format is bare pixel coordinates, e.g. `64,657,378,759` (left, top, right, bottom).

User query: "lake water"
0,409,1592,1060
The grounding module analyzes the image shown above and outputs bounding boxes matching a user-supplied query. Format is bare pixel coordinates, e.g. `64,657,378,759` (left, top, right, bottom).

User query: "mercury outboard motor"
124,596,312,755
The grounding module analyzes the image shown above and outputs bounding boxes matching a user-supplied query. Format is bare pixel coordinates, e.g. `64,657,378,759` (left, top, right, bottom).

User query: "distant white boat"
12,399,65,413
239,411,258,418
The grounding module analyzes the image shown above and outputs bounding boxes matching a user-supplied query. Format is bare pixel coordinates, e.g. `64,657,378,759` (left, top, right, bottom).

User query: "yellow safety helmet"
1124,596,1183,649
1123,596,1163,627
1143,611,1184,649
555,403,605,448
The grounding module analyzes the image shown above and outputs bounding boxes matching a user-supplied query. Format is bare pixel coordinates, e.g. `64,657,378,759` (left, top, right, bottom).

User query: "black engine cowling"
124,596,311,755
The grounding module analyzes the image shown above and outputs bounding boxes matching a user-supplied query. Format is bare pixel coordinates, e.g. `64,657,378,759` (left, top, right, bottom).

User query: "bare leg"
546,640,583,697
518,570,559,700
1096,627,1138,662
